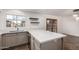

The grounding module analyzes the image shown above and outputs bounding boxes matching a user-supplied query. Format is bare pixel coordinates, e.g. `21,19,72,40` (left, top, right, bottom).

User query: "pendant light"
73,9,79,21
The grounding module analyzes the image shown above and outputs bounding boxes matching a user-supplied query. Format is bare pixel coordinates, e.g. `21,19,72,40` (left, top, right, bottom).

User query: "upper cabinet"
6,15,26,27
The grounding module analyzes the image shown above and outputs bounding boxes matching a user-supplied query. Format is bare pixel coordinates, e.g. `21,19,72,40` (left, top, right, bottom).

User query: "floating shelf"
29,17,40,24
29,17,39,20
31,22,40,24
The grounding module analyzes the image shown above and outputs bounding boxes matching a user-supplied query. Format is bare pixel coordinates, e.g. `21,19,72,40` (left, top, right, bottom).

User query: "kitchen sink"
10,30,25,33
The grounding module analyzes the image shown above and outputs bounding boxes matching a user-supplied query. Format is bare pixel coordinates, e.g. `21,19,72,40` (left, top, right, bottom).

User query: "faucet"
16,27,19,31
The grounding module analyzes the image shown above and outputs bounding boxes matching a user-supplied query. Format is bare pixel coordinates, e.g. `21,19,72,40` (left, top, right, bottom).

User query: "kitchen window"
6,15,26,27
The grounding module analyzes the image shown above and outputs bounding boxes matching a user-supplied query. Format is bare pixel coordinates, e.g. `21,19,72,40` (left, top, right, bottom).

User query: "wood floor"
2,44,29,50
14,44,29,50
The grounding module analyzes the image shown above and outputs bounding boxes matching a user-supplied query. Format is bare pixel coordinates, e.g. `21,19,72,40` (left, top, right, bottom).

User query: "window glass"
17,16,25,20
6,15,16,20
6,15,26,27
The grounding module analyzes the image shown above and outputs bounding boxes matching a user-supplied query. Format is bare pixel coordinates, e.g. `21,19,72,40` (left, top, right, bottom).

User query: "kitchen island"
28,30,66,50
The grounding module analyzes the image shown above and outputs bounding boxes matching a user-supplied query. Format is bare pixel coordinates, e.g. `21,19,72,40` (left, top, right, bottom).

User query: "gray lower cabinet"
63,35,79,50
2,32,28,48
0,38,1,46
0,35,2,48
6,34,17,47
31,35,62,50
2,33,17,47
16,32,28,45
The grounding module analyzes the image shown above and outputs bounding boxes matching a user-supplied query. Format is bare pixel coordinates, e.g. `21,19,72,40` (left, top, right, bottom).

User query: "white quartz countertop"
0,31,10,35
28,30,66,43
0,30,27,35
0,29,66,43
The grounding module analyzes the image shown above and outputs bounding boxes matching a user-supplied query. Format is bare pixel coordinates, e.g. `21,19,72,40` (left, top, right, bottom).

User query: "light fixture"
76,17,79,21
73,9,79,21
73,14,78,17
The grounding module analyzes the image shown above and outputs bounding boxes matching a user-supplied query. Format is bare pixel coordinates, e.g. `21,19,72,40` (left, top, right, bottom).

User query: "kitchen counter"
28,30,66,50
0,30,27,35
0,30,28,50
29,30,66,43
0,29,66,50
0,29,66,43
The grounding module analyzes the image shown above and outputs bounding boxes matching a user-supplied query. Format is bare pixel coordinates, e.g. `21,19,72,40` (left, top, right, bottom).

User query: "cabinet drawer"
17,32,26,35
16,32,28,45
6,37,17,47
17,33,27,38
4,33,17,37
64,36,79,43
64,43,79,50
17,33,27,39
5,35,17,47
17,37,28,44
0,38,2,47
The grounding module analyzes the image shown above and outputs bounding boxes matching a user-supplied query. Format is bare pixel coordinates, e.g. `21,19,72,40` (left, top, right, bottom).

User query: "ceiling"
0,9,74,16
21,9,74,16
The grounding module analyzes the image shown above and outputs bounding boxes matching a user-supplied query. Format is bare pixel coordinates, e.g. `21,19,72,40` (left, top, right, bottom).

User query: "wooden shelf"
29,17,38,20
31,22,40,24
29,17,40,25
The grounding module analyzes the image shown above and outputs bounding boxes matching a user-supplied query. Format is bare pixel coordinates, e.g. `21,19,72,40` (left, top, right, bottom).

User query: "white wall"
1,9,79,37
59,16,79,36
0,10,58,32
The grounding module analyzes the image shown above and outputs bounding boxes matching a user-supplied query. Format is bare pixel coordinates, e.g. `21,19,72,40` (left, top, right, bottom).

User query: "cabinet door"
0,35,2,49
5,33,17,47
63,35,79,50
16,32,28,45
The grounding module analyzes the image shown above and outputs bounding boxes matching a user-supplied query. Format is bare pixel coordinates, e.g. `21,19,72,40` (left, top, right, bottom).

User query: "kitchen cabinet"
31,35,62,50
29,30,66,50
2,33,17,47
63,34,79,50
2,32,28,48
16,32,28,45
0,35,2,48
